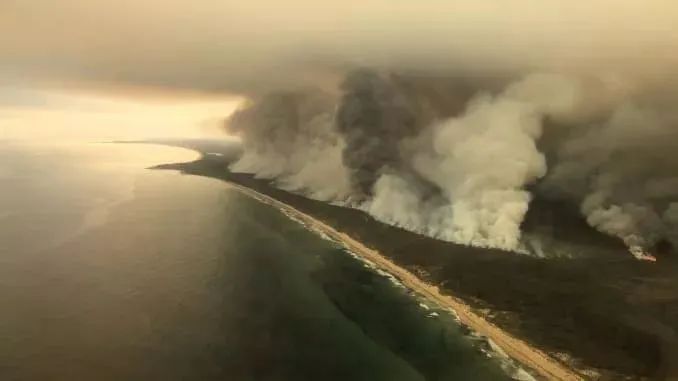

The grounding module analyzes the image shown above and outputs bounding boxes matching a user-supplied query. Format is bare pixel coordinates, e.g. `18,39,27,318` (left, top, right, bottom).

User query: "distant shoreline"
224,180,584,381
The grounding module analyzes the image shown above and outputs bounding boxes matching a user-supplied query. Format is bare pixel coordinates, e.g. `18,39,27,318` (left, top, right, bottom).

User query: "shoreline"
144,142,678,380
224,180,584,381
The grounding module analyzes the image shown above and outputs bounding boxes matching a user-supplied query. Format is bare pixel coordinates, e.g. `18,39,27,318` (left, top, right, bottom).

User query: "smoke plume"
541,91,678,256
4,0,678,257
227,91,352,201
335,70,420,197
226,68,678,257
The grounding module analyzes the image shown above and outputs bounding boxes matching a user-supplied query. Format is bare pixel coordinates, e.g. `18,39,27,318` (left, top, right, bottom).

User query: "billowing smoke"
227,91,352,201
226,69,678,258
541,91,678,257
367,74,581,250
335,70,419,197
6,0,676,258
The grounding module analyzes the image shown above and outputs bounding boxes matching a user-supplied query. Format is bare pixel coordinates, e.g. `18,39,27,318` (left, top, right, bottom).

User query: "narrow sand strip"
228,182,584,381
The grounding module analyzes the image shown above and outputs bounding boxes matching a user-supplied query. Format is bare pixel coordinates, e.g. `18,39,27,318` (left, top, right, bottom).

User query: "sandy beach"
225,181,585,381
151,145,678,380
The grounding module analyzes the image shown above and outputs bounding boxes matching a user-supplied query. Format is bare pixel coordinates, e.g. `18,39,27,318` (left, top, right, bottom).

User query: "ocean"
0,141,514,381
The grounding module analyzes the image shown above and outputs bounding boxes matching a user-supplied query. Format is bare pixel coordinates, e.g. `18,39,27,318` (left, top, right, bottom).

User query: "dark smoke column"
335,69,417,198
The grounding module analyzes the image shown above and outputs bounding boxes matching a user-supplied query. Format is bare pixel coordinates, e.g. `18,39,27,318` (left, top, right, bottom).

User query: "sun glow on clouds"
0,86,243,142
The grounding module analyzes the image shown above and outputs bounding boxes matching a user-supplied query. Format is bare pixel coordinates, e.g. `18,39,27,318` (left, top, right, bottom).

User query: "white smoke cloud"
364,174,428,231
227,93,353,202
228,74,597,252
226,69,678,258
541,86,678,256
364,74,581,250
5,0,678,258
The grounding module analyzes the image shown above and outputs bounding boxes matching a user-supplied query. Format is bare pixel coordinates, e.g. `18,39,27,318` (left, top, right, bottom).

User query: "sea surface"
0,140,514,381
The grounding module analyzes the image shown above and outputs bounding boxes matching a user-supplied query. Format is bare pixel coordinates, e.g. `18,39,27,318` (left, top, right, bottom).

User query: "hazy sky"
2,0,677,140
0,85,241,142
3,1,678,92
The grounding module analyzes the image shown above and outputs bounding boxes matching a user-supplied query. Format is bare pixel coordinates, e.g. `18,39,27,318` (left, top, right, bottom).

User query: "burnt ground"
146,141,678,381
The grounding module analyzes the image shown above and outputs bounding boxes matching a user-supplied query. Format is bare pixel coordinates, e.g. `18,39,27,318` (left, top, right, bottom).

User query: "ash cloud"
4,0,678,256
3,1,678,94
227,91,352,201
540,91,678,256
227,70,678,256
335,70,420,197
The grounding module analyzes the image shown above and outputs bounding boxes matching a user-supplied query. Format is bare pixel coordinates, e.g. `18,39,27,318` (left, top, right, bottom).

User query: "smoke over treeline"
3,1,678,255
226,70,678,256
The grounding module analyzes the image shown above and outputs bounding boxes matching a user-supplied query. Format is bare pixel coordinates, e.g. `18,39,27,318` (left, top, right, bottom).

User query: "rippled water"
0,141,513,381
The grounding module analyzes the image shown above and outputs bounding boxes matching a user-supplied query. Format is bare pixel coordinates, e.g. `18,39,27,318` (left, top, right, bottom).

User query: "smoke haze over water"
4,0,678,255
